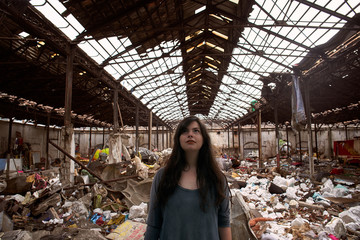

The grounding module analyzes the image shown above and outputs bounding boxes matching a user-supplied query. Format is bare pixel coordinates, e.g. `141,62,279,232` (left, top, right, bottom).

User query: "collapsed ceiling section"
0,0,359,128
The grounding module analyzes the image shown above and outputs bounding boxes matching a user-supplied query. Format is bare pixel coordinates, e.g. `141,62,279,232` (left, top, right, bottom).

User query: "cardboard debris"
106,220,146,240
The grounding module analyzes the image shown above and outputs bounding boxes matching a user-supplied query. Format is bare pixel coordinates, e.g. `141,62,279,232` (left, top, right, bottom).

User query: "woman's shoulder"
153,167,165,182
156,167,165,175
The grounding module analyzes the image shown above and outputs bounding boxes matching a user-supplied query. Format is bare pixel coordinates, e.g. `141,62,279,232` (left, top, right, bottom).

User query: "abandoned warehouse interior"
0,0,360,239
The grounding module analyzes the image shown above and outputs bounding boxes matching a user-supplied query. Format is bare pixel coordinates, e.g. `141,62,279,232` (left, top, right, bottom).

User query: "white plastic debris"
62,200,73,208
272,176,288,190
265,221,293,240
129,202,147,220
48,177,60,185
339,206,360,231
291,217,307,229
71,201,89,217
261,232,282,240
289,199,299,209
300,182,309,191
274,202,286,211
10,194,25,203
285,186,299,200
248,202,256,209
323,210,330,217
325,217,347,239
102,210,112,221
132,156,149,179
305,197,314,205
333,184,349,197
334,178,354,186
318,231,330,240
272,176,296,191
321,179,334,194
93,208,103,214
42,218,64,224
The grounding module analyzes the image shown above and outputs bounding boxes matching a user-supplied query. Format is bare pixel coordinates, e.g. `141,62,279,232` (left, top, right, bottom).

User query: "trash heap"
0,148,171,240
228,158,360,240
0,148,359,240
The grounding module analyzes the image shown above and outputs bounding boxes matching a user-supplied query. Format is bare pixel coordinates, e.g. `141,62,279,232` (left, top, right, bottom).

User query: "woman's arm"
144,169,164,240
218,175,232,239
219,227,232,240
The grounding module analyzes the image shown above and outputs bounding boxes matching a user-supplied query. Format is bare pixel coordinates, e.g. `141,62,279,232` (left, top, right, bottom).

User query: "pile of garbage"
0,146,359,240
0,147,171,240
229,158,360,240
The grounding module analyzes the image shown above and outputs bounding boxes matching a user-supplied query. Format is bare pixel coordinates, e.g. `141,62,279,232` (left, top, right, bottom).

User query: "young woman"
145,116,232,240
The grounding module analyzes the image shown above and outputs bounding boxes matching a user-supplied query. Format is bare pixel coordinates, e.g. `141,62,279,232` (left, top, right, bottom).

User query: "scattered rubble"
0,148,359,240
228,157,360,239
0,147,171,240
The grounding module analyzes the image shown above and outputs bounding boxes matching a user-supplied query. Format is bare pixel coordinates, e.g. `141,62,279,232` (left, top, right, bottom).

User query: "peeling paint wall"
0,120,61,163
0,120,359,162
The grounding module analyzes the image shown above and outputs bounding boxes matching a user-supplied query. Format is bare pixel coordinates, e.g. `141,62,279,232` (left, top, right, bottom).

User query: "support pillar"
274,104,280,169
89,127,92,158
169,129,172,149
304,77,314,176
113,87,119,132
45,113,50,169
148,112,152,150
7,117,13,156
314,123,319,160
227,128,230,152
286,122,290,158
258,110,263,168
166,128,169,149
328,127,333,158
299,132,302,161
6,118,13,179
162,126,165,150
62,43,76,186
102,128,105,148
238,123,241,157
232,125,235,155
135,105,139,155
156,122,159,150
344,124,348,140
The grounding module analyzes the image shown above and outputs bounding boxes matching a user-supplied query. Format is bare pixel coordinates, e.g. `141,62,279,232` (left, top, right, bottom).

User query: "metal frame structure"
0,0,359,129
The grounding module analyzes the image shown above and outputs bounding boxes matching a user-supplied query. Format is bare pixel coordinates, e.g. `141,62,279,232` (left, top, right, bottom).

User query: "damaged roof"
0,0,359,128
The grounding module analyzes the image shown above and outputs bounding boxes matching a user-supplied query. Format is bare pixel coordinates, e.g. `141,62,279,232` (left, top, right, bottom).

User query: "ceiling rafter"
74,0,155,41
294,0,360,25
1,0,359,128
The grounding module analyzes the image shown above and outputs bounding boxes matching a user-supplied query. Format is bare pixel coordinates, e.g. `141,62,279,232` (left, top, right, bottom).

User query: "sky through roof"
29,0,360,126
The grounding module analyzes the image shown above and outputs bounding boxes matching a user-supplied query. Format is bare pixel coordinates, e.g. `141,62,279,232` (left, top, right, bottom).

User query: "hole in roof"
19,32,29,38
195,6,206,14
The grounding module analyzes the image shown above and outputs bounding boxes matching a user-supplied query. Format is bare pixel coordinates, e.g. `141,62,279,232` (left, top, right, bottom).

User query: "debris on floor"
0,147,359,240
0,146,171,240
228,156,360,240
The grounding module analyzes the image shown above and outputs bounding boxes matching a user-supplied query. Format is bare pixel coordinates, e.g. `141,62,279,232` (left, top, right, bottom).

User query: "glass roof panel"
30,0,360,124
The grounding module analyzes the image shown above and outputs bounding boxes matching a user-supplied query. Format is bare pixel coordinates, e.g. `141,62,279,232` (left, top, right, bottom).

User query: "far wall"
0,119,359,162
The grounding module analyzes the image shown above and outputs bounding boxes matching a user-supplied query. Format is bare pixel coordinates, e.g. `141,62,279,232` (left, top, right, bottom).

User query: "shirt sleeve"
144,168,164,240
218,176,231,228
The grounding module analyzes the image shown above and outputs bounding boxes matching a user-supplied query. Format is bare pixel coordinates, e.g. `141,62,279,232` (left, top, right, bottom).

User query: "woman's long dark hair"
156,116,226,211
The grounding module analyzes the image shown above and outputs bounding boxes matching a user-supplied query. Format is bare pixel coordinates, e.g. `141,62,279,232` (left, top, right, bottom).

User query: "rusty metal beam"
49,140,109,186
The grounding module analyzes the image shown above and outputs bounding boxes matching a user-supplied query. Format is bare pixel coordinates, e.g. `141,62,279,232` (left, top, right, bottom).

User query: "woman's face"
179,120,204,153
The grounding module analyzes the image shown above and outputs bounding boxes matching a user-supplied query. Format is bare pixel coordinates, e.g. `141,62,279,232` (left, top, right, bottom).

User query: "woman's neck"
180,152,199,189
185,151,198,169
